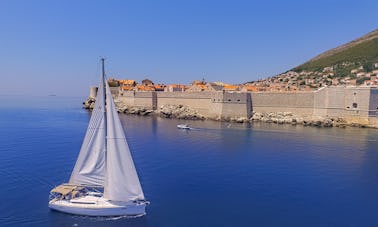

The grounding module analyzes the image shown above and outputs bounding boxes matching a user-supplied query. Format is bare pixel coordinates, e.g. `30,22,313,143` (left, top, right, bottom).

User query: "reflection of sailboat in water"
49,59,148,217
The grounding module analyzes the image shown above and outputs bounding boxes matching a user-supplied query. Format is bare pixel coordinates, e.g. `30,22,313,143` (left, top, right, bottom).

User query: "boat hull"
49,198,147,217
177,124,190,129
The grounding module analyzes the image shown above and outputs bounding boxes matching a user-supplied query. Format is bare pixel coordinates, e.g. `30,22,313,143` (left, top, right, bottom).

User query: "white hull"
177,124,191,129
49,196,147,217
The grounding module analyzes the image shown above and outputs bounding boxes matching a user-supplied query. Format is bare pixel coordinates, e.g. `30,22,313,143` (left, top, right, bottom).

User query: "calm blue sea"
1,95,378,226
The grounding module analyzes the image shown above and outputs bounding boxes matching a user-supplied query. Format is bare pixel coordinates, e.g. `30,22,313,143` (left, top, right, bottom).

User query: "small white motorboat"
177,123,191,129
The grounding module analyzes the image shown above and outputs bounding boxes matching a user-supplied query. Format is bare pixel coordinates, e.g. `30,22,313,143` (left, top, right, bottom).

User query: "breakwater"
84,86,378,128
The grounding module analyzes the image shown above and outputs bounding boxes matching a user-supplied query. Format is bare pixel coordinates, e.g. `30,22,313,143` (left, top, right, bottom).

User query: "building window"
352,103,358,108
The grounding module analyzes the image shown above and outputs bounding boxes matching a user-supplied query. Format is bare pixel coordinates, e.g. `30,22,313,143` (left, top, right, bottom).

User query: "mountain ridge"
306,29,378,63
293,29,378,73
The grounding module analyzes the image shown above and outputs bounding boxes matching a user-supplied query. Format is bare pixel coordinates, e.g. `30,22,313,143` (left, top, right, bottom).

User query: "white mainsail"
104,82,145,201
69,80,106,186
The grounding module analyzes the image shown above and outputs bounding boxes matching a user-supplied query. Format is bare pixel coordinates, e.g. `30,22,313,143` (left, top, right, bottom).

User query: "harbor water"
0,95,378,226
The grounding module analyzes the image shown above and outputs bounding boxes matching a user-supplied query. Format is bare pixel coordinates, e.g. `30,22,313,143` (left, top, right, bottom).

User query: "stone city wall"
369,89,378,117
88,86,378,127
251,92,314,116
157,92,215,117
117,90,252,119
313,87,377,125
220,92,252,119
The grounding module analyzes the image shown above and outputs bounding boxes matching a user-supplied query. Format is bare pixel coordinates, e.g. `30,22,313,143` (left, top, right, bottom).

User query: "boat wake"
72,213,146,222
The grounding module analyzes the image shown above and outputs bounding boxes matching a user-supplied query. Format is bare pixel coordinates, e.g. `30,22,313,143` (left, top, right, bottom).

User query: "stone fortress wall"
251,92,315,115
313,87,378,125
116,91,252,120
101,86,378,127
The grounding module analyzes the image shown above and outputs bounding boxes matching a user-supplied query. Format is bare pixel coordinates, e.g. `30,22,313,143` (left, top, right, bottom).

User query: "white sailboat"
49,59,148,216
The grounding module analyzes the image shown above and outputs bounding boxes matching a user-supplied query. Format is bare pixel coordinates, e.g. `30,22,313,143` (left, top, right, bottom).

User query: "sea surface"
1,95,378,227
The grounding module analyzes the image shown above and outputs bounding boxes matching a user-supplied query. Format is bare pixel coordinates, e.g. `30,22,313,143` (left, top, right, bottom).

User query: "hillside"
246,29,378,92
294,29,378,74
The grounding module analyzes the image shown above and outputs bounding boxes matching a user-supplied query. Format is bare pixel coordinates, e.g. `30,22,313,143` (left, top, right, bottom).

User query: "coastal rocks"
230,117,250,123
159,104,205,120
83,97,96,109
120,106,155,116
252,112,297,124
250,111,352,128
82,98,203,119
115,102,155,116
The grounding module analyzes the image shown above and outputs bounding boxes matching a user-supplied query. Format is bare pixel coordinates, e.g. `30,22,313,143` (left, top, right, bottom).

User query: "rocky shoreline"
250,112,350,128
115,101,206,120
83,98,373,128
84,98,205,120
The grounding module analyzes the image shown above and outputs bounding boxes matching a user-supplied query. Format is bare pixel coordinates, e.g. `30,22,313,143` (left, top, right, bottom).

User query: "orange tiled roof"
136,85,155,91
223,84,239,91
119,79,136,85
154,84,165,90
122,85,134,91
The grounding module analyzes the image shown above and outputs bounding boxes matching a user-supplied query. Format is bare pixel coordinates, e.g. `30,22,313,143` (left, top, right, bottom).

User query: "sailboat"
49,59,148,216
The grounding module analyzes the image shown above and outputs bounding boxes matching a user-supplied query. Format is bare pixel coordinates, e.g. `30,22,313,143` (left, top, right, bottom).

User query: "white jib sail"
69,81,106,186
104,83,145,202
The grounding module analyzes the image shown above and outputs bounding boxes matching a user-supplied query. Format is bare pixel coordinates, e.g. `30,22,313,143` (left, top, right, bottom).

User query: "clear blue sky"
0,0,377,97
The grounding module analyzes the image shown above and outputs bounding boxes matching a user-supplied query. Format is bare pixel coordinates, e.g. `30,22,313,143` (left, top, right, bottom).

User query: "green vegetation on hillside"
294,38,378,74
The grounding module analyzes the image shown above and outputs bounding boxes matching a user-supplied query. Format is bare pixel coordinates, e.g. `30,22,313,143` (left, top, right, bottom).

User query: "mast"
101,58,107,150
